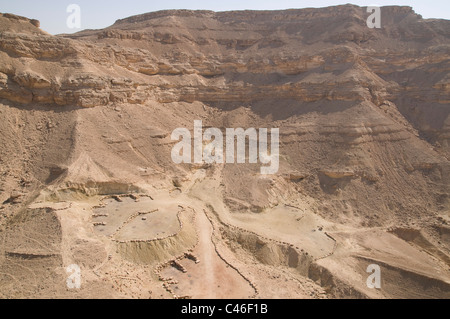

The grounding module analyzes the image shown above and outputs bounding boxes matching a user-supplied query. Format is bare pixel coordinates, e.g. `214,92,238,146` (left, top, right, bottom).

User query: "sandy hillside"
0,6,449,298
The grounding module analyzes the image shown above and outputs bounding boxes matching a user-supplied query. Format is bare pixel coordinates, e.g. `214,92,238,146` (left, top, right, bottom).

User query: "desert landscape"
0,4,449,299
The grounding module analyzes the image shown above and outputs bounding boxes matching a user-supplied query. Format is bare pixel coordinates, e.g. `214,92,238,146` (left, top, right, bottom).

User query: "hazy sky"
1,0,449,34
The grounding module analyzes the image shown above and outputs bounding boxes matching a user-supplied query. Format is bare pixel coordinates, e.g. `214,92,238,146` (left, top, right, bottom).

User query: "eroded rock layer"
0,6,449,299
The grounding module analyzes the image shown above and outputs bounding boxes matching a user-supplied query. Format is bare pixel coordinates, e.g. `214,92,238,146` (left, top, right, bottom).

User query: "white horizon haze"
0,1,449,35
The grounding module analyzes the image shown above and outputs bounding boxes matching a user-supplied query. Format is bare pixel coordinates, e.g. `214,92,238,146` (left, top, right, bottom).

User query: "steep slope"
0,6,449,299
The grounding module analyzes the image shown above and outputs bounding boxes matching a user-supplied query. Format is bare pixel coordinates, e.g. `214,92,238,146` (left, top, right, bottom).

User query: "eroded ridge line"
153,206,199,299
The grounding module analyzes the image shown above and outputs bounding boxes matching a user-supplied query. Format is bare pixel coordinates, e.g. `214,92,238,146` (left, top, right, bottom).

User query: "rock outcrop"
0,6,449,299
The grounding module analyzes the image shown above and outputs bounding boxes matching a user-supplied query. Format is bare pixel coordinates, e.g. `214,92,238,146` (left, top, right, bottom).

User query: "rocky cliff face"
1,6,449,144
0,6,449,299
